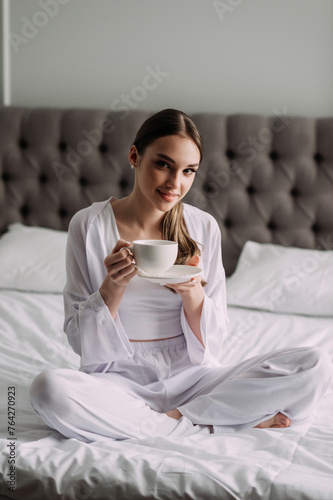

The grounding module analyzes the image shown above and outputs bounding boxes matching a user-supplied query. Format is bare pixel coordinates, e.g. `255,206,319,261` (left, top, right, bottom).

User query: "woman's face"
131,134,200,212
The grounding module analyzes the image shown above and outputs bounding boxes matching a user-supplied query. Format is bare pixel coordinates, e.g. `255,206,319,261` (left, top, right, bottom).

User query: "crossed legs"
30,346,332,441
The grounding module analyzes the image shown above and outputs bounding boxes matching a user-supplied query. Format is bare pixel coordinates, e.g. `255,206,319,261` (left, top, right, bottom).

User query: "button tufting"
79,177,88,186
20,205,30,216
99,143,108,153
291,187,300,197
119,179,128,189
224,218,232,228
247,185,255,195
19,138,29,149
269,151,279,161
314,152,324,163
59,208,68,218
39,174,48,183
58,141,67,151
226,149,235,159
203,182,217,194
311,223,320,233
267,221,276,230
2,172,10,182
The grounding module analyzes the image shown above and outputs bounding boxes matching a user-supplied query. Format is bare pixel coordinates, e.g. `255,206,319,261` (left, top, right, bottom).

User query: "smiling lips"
157,189,179,202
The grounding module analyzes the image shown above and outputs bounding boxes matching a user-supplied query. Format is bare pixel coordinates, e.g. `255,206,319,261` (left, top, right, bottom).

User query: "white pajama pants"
30,336,333,443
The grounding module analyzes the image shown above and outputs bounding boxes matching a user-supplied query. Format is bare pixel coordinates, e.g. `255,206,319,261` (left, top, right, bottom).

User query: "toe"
255,413,291,429
276,414,291,428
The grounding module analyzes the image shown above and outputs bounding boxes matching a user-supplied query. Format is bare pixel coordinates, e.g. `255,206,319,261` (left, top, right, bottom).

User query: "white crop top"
118,273,183,340
106,203,183,340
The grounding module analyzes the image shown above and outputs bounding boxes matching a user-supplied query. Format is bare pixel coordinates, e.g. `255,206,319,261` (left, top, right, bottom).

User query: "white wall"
2,0,333,116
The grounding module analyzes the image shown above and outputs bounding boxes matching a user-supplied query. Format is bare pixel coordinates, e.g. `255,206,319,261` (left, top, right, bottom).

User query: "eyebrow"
156,153,199,168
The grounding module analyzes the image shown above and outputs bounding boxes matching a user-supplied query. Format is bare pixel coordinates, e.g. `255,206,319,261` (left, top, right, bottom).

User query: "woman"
30,109,332,442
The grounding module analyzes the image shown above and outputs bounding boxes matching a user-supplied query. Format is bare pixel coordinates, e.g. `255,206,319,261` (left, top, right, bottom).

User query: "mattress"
0,226,332,500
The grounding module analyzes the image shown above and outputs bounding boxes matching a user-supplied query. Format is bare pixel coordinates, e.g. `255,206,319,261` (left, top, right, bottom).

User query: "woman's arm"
99,240,137,319
63,212,135,370
168,210,229,366
166,255,205,345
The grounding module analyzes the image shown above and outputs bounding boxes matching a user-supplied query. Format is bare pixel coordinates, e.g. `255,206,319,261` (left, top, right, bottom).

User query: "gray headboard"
0,106,332,276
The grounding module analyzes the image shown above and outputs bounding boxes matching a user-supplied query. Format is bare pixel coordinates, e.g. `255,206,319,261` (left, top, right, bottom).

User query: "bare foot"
255,412,291,429
166,409,182,420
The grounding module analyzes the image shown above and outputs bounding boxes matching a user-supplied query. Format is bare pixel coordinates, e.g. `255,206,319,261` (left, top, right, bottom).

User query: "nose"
166,170,181,189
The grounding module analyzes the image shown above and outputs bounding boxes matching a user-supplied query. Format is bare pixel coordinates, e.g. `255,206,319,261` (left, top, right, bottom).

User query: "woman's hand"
165,255,201,295
99,239,137,317
103,239,137,288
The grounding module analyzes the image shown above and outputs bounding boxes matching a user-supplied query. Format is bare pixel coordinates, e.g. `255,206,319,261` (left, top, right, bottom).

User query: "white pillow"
0,223,67,293
226,241,333,317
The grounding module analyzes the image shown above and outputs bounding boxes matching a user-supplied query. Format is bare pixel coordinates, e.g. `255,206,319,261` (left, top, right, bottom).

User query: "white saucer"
137,265,202,285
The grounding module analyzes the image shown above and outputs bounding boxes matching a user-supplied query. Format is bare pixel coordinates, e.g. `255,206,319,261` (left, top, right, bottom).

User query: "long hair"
132,109,204,266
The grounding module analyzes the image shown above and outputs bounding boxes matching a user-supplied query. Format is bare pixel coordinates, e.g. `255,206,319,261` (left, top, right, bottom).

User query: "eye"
156,160,169,168
184,168,198,176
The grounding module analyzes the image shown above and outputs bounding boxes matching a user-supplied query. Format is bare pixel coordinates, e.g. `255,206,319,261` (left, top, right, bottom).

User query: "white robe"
63,197,229,371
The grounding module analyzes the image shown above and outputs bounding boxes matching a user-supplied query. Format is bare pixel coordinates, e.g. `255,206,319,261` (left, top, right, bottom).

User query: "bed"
0,107,332,500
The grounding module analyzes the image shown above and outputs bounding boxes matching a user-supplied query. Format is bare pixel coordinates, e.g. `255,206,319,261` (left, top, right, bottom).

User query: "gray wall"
0,2,3,105
2,0,333,116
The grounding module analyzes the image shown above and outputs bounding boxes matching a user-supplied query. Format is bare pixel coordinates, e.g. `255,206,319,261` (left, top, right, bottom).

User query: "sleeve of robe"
180,206,229,366
63,203,135,372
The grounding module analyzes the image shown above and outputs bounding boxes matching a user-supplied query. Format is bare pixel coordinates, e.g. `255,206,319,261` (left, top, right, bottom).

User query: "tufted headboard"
0,106,332,276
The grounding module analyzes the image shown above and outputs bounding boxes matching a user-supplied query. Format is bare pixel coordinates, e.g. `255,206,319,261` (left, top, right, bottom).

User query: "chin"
157,199,180,213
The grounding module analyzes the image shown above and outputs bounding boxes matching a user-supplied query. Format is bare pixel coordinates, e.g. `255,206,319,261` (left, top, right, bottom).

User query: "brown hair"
132,109,204,265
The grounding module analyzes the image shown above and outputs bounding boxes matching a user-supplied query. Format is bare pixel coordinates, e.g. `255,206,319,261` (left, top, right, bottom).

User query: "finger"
186,255,200,267
105,241,133,267
170,276,201,287
108,257,138,281
112,239,132,255
105,254,134,275
111,265,137,283
165,277,199,290
104,249,134,273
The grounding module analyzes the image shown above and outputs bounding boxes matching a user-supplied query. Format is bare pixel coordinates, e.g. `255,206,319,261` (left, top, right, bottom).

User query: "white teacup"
128,239,178,275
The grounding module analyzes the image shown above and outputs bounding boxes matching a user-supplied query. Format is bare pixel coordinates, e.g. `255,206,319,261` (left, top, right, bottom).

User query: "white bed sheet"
0,290,332,500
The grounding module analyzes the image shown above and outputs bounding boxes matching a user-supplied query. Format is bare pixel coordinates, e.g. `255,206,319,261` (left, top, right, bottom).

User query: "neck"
114,193,165,235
